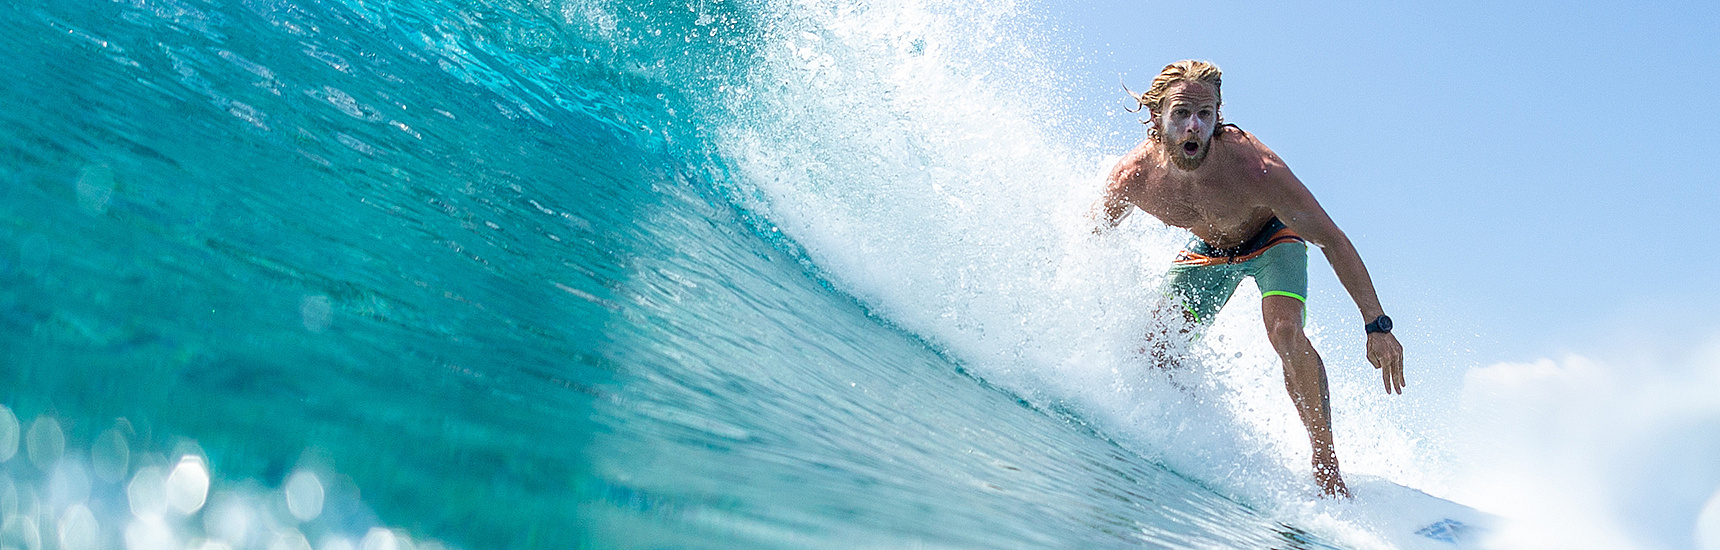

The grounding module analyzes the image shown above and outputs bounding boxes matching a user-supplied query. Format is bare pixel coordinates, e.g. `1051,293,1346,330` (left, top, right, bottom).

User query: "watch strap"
1365,315,1393,334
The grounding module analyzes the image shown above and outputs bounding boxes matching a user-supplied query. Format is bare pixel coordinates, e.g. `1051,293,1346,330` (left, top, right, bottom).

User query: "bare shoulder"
1219,127,1287,173
1218,127,1305,200
1106,140,1158,191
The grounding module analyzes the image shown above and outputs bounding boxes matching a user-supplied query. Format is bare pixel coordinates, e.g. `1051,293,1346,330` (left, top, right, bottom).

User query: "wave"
0,0,1432,547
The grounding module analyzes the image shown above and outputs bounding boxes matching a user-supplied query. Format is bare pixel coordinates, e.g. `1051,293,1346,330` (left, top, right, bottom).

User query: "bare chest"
1130,172,1271,246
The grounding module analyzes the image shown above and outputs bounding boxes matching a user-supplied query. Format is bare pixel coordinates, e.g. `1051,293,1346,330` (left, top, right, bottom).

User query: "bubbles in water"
14,515,42,550
270,530,313,550
2,402,454,550
75,164,117,215
361,528,403,550
0,406,17,461
25,417,65,471
128,466,169,518
301,295,334,333
205,496,253,545
283,470,324,522
57,504,99,550
125,517,175,550
0,472,16,519
320,536,357,550
165,455,211,515
194,538,234,550
48,461,92,509
91,424,132,483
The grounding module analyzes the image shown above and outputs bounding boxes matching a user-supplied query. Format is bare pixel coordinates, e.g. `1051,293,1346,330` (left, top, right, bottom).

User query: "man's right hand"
1366,332,1405,394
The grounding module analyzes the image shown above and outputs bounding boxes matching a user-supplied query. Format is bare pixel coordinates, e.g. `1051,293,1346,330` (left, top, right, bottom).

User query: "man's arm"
1092,154,1142,233
1256,149,1407,394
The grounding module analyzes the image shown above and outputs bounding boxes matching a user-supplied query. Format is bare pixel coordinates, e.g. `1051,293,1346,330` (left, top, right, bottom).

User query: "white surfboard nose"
1414,518,1478,544
1305,474,1499,549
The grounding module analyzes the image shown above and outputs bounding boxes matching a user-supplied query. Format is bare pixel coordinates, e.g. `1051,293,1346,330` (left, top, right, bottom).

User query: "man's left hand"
1367,332,1405,394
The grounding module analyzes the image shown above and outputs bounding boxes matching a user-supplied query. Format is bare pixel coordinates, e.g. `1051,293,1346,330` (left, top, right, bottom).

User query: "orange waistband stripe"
1172,228,1305,267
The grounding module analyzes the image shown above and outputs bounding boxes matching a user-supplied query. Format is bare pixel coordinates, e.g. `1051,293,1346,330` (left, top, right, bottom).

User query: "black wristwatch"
1365,315,1393,335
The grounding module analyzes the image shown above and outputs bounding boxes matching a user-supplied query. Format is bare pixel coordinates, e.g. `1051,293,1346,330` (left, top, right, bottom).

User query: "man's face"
1154,81,1219,170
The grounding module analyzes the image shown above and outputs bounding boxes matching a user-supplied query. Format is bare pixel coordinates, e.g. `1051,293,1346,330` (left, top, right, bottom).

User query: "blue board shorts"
1161,217,1308,324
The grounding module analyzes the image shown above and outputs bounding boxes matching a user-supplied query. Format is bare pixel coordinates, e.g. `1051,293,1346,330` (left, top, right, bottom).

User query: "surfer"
1093,60,1405,498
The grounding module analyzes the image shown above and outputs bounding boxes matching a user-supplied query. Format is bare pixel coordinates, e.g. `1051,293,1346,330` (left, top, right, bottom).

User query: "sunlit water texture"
0,0,1450,547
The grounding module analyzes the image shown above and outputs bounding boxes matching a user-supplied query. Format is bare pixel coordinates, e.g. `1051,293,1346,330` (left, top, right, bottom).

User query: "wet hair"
1123,60,1225,136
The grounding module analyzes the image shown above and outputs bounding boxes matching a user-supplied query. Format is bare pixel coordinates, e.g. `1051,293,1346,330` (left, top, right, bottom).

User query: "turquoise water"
0,0,1389,548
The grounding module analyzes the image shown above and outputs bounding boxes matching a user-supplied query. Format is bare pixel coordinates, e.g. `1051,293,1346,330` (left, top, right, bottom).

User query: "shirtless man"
1093,60,1405,497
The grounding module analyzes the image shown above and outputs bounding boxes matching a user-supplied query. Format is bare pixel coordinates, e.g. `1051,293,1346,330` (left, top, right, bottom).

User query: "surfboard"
1314,474,1497,549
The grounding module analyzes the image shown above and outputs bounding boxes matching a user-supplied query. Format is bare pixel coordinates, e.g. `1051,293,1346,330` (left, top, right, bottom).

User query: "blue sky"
1040,0,1720,366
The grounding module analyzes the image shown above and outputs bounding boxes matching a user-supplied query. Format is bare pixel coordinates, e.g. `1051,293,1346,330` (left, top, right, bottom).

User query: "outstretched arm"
1092,156,1141,233
1260,155,1406,394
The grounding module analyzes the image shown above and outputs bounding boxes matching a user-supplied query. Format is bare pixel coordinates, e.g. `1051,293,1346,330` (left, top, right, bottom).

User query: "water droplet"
48,460,91,508
319,536,357,550
269,530,313,550
0,475,15,526
124,517,175,550
361,528,400,550
165,455,210,515
283,470,324,522
301,295,333,333
205,496,252,544
17,515,41,550
91,427,131,483
57,504,99,550
0,406,17,461
75,165,116,215
128,466,168,519
25,417,64,471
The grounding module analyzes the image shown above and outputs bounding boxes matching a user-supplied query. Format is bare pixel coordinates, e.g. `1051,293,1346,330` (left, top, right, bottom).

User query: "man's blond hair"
1126,60,1223,119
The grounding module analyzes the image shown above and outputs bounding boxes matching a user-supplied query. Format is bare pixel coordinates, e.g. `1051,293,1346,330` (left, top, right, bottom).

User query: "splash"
706,0,1427,506
1,0,1436,546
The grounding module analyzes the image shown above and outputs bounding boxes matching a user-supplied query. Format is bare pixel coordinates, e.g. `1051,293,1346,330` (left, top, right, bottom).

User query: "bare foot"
1314,460,1351,498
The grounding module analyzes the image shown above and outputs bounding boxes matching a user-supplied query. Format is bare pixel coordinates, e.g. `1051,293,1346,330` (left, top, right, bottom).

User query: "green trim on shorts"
1160,241,1308,326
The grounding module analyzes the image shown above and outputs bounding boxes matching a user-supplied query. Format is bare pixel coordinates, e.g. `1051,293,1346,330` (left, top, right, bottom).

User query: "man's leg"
1144,295,1197,367
1261,294,1349,497
1148,263,1242,367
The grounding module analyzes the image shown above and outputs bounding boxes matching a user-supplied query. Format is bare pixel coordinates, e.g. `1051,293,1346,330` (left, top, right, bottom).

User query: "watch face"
1376,315,1392,333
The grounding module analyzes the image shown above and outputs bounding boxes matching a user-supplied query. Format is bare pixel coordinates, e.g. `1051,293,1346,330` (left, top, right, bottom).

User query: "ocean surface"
0,0,1453,548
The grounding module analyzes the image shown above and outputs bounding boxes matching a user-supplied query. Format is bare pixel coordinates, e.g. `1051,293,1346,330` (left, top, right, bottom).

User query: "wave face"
0,0,1380,547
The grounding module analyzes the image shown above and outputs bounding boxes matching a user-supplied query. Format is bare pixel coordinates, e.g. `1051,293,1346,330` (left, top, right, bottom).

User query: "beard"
1163,135,1212,171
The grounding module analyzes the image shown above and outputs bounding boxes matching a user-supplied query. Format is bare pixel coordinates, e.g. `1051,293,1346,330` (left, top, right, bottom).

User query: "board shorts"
1161,217,1308,324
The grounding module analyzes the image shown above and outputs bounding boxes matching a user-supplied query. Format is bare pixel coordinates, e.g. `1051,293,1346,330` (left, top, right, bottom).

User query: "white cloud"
1451,337,1720,550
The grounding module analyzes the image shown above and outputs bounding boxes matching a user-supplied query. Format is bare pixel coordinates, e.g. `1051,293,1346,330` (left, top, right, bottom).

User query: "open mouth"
1182,141,1200,155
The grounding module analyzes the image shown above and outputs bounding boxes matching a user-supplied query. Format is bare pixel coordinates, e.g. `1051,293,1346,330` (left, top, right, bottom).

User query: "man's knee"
1266,314,1304,345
